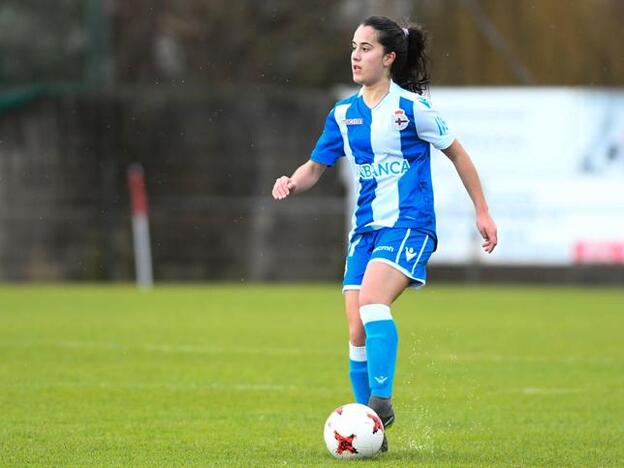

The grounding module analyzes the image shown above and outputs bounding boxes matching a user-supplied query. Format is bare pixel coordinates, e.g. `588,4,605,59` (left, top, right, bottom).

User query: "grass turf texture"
0,285,622,466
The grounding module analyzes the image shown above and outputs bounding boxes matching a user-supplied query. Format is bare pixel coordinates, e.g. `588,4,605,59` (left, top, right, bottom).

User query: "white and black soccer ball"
323,403,385,459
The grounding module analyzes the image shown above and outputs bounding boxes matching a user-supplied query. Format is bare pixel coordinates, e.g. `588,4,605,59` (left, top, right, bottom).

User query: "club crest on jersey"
392,109,410,131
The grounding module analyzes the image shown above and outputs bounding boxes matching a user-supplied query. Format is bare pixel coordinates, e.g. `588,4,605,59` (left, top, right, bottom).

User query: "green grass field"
0,284,622,466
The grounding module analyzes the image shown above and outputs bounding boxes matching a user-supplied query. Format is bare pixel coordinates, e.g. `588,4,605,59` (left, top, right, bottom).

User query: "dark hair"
361,16,430,95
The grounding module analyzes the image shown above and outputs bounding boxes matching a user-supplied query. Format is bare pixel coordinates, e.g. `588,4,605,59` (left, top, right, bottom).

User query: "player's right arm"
272,160,326,200
273,104,345,200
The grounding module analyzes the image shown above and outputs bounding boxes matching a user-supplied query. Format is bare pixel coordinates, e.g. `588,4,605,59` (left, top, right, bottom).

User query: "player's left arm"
442,139,498,253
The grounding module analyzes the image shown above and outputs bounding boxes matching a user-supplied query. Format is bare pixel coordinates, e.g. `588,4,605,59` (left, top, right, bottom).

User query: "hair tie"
402,27,409,37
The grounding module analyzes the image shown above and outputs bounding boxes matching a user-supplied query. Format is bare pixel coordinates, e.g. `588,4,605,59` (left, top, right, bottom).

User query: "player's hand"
272,176,297,200
477,211,498,253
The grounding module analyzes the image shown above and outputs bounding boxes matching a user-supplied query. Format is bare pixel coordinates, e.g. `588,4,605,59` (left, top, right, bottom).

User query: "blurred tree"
112,0,353,88
1,0,623,88
416,0,624,86
0,0,87,85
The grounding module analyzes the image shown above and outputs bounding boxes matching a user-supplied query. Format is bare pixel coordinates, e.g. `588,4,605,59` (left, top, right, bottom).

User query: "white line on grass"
409,351,620,365
0,381,297,392
0,340,341,356
521,387,583,395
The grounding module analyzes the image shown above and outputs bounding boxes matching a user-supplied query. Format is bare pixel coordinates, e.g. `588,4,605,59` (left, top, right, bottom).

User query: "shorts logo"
405,247,417,262
343,118,363,126
392,109,410,131
373,246,394,253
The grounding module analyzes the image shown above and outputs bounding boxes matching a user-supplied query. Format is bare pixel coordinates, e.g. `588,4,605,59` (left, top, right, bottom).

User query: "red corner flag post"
127,164,154,288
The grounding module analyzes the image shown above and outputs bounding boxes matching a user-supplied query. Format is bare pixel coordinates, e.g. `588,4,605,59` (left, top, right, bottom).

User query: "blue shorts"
343,228,435,292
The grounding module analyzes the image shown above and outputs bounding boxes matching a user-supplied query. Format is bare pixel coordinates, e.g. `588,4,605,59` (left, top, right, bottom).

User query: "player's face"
351,25,395,86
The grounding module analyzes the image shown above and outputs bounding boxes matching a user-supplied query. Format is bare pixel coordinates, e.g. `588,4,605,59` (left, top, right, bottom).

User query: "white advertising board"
430,88,624,265
339,87,624,265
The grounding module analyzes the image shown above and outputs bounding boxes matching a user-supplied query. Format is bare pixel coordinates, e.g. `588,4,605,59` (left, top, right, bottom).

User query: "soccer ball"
323,403,385,459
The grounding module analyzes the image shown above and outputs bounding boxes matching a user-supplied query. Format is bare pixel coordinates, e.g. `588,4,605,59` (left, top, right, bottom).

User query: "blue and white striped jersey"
310,81,455,242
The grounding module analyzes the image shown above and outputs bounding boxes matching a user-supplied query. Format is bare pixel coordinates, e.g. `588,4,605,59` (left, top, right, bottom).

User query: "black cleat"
368,396,395,429
368,396,395,454
380,433,388,452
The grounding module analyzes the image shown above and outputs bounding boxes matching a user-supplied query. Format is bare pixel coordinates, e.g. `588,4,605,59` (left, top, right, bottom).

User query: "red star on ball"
334,431,358,455
367,412,384,434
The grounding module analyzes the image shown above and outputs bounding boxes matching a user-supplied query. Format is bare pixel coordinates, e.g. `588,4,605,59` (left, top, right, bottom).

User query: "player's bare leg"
345,291,365,346
359,261,410,306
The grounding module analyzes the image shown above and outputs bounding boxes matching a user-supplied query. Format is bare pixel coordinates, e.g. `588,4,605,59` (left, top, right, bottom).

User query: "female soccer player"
272,16,497,451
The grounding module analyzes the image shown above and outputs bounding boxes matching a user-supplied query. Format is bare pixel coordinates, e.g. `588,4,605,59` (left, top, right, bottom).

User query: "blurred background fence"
1,0,623,283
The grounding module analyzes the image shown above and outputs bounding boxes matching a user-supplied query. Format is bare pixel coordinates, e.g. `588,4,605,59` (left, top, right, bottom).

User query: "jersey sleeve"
310,108,344,167
413,97,455,150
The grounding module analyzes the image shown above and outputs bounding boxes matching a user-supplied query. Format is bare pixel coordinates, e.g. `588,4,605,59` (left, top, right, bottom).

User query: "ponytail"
395,25,430,94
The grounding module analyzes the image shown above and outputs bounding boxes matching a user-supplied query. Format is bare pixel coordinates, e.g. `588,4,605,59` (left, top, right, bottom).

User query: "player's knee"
358,290,381,308
349,328,366,346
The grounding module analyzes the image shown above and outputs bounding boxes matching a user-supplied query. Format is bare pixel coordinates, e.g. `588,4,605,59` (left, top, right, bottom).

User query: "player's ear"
383,51,396,68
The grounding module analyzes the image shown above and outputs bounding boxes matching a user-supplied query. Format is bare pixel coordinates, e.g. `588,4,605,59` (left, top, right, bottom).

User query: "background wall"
0,87,345,281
